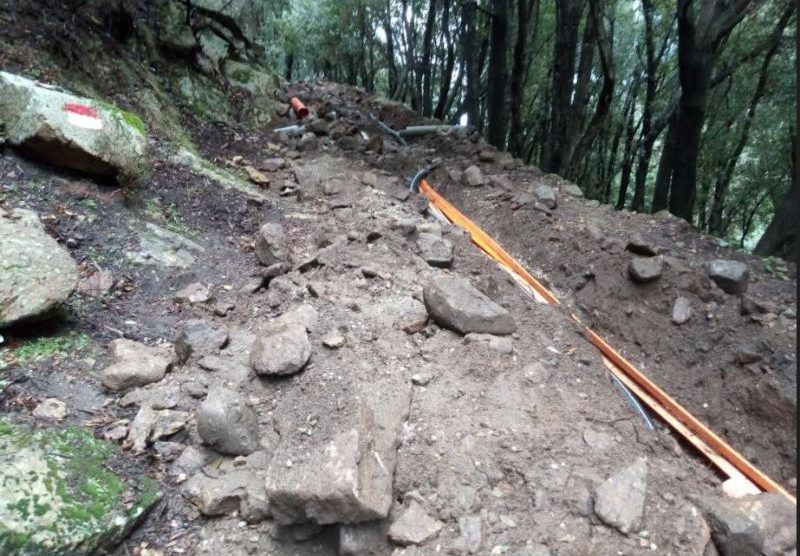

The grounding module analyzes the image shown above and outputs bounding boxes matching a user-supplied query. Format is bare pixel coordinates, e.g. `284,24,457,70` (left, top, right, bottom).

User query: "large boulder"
423,273,516,335
0,207,78,327
0,420,161,555
0,71,147,182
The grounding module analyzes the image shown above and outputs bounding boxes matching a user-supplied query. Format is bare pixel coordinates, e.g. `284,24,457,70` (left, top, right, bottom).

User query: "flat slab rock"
628,257,663,283
0,207,78,327
0,420,160,555
265,379,411,526
423,273,516,335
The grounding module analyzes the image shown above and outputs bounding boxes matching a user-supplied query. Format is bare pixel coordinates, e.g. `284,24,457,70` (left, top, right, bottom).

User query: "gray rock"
626,234,658,256
411,372,433,386
32,398,68,420
423,274,516,335
250,322,312,376
561,183,584,197
464,332,513,354
197,386,260,455
706,260,749,294
534,185,557,209
174,319,228,363
170,445,211,477
691,493,796,556
672,297,693,325
478,149,497,162
0,208,78,326
0,420,160,555
269,522,324,542
0,71,146,182
183,469,269,522
254,222,289,267
628,257,663,283
594,458,648,534
462,165,485,187
100,339,171,392
174,282,212,304
339,523,388,555
458,514,483,554
388,500,443,546
322,332,346,349
130,222,205,269
265,399,405,525
582,429,614,451
153,441,185,461
274,303,319,331
126,405,189,453
394,297,429,333
417,233,454,268
308,118,330,136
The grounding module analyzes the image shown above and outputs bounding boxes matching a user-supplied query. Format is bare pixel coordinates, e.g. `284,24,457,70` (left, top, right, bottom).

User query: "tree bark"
487,0,510,148
508,0,536,157
434,0,455,119
421,0,438,116
383,0,397,94
540,0,586,173
462,0,480,126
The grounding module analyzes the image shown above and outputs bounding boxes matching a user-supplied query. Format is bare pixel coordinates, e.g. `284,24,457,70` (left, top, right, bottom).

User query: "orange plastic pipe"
418,179,560,305
417,177,795,505
289,97,309,120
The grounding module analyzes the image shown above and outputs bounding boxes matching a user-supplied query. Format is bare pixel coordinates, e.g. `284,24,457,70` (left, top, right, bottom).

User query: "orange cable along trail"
416,178,795,505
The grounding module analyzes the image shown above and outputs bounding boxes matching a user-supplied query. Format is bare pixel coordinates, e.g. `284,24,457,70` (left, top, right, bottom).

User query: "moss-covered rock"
0,420,161,555
175,72,233,124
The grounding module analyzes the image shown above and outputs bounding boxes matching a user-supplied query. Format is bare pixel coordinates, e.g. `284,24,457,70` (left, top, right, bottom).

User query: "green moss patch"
0,420,161,555
97,101,147,136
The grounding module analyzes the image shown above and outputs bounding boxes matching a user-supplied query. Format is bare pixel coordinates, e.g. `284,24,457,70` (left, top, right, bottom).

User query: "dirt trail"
0,80,796,555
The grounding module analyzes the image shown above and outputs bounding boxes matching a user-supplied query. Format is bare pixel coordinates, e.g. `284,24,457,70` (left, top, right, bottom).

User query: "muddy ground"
0,79,796,556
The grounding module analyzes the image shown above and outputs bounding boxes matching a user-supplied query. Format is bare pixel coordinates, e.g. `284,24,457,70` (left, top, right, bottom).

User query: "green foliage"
12,333,91,364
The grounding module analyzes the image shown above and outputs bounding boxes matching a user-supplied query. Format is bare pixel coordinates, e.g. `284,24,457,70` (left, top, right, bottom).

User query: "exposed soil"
0,76,796,556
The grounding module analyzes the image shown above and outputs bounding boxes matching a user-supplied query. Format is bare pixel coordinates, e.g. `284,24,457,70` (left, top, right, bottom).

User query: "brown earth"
0,75,796,556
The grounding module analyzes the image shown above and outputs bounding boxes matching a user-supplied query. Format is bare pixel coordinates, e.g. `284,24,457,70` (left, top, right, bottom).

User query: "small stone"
254,222,289,267
154,441,185,461
388,500,443,546
411,372,433,386
395,297,429,333
244,165,270,186
182,381,208,398
32,398,67,420
150,409,190,442
183,469,269,522
464,333,513,354
462,165,485,187
197,386,260,455
534,185,557,209
250,322,312,376
100,339,171,392
706,260,749,294
260,157,286,172
322,332,346,349
174,319,228,364
672,297,693,325
174,282,212,304
458,514,483,554
628,257,663,283
582,429,613,451
594,458,648,534
417,233,454,268
478,149,497,162
308,118,330,136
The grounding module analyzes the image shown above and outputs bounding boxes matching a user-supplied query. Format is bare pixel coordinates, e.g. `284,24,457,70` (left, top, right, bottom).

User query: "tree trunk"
462,0,480,126
434,0,455,119
540,0,586,173
383,0,397,94
615,81,640,209
487,0,510,148
755,176,797,261
508,0,536,157
421,0,438,116
652,111,677,213
659,0,755,221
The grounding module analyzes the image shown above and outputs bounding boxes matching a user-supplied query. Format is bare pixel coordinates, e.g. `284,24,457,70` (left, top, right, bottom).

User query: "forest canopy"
262,0,796,258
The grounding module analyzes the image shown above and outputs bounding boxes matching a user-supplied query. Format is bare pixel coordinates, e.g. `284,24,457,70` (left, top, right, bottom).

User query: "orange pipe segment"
289,97,309,119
